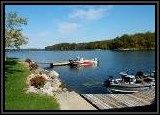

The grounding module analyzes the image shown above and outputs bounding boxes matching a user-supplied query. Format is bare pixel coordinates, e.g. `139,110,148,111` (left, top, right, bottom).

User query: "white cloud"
69,5,113,20
58,22,79,34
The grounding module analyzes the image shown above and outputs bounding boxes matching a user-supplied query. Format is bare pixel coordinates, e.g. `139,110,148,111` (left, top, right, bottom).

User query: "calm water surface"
6,50,155,94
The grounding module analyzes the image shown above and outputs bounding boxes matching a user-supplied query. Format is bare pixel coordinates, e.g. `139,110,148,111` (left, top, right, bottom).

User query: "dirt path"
54,91,97,110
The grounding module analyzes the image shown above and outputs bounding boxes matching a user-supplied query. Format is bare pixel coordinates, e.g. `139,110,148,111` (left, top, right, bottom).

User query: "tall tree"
5,11,28,49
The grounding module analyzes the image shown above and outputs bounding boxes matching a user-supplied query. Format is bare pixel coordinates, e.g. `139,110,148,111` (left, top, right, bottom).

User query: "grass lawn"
5,58,60,110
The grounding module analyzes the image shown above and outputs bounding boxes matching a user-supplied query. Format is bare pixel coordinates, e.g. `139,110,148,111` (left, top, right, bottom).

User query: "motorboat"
104,71,155,93
69,57,98,66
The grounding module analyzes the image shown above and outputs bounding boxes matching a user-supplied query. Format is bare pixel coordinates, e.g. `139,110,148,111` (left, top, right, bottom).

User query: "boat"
69,57,98,66
104,71,155,93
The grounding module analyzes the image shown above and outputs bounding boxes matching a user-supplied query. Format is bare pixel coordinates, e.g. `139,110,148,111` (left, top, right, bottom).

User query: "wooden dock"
81,88,155,110
50,61,70,67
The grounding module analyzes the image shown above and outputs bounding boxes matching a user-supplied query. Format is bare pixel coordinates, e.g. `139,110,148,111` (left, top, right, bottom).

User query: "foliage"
24,58,38,70
45,31,155,50
30,75,47,88
29,62,39,70
5,58,59,110
25,58,32,64
5,11,28,49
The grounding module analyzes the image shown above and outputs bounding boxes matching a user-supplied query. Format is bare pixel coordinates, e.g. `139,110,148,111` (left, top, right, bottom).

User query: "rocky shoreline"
24,59,68,96
23,59,97,110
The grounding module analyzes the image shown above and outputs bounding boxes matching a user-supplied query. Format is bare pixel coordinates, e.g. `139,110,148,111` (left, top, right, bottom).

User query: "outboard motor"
136,71,144,77
69,59,73,63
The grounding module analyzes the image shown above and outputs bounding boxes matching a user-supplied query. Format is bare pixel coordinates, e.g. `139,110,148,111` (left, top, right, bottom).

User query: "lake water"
6,50,155,94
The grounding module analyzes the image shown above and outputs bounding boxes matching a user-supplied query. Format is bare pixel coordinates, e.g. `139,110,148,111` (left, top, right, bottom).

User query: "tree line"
45,32,155,50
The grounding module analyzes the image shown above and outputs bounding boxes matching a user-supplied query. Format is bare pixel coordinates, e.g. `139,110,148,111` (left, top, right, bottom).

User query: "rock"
44,90,54,96
63,88,68,92
41,73,50,80
49,70,59,79
34,68,44,74
43,82,52,90
56,88,63,92
43,77,62,92
26,86,38,93
26,74,36,85
51,78,61,86
35,68,49,74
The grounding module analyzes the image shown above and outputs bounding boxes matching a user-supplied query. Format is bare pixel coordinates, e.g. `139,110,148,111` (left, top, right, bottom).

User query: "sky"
5,5,155,49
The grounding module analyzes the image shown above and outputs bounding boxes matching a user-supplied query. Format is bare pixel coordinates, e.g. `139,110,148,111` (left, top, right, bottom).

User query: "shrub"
29,62,38,70
25,58,32,64
30,75,46,88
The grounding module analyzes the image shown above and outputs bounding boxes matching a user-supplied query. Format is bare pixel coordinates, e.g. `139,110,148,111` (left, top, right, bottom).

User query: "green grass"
5,58,60,110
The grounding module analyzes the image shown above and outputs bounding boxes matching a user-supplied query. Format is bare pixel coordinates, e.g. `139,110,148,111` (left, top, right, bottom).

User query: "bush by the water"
25,58,32,64
29,62,38,70
30,75,47,88
25,58,38,70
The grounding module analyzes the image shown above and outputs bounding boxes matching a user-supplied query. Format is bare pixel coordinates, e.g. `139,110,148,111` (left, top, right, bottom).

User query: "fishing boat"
104,71,155,93
69,57,98,66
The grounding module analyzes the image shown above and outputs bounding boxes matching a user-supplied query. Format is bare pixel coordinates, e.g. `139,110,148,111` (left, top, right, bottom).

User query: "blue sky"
5,5,155,49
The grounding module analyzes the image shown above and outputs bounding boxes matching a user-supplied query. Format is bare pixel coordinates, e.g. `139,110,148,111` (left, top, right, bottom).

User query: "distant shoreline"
5,48,155,52
113,48,155,51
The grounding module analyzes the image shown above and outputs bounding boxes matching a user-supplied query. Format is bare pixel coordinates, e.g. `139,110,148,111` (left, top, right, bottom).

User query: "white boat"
104,71,155,93
69,57,98,66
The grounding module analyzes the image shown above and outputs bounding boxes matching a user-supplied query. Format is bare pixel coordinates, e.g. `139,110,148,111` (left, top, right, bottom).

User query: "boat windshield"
127,75,135,79
121,74,136,83
119,72,128,76
151,71,155,77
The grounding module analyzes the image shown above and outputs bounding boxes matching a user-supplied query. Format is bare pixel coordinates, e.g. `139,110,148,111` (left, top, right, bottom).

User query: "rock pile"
25,58,38,70
25,59,67,96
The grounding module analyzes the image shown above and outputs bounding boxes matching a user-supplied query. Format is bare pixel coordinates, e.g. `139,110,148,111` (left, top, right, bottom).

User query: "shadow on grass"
5,59,23,81
5,59,18,66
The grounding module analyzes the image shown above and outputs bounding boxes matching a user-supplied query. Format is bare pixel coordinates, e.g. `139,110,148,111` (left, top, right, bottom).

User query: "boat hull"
106,83,154,93
70,60,97,66
104,71,155,93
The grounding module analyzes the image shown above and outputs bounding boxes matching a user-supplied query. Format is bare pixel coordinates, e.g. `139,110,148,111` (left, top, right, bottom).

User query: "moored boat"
69,57,98,66
104,71,155,93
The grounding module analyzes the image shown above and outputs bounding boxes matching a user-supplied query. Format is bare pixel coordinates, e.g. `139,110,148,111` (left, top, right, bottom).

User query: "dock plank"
84,94,112,109
96,94,127,108
81,88,155,110
52,61,70,66
103,94,129,108
94,94,119,108
107,94,138,107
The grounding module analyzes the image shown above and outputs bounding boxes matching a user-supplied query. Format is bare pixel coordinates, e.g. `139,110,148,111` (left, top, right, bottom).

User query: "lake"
6,50,155,94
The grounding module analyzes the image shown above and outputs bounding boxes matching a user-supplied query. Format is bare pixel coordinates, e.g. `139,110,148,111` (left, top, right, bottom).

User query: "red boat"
69,57,98,66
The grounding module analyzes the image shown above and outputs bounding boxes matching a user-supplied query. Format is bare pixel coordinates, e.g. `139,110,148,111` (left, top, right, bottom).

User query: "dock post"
50,63,53,68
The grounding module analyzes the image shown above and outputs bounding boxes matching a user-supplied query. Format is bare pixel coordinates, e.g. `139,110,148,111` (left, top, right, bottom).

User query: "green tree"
45,32,155,50
5,11,28,49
